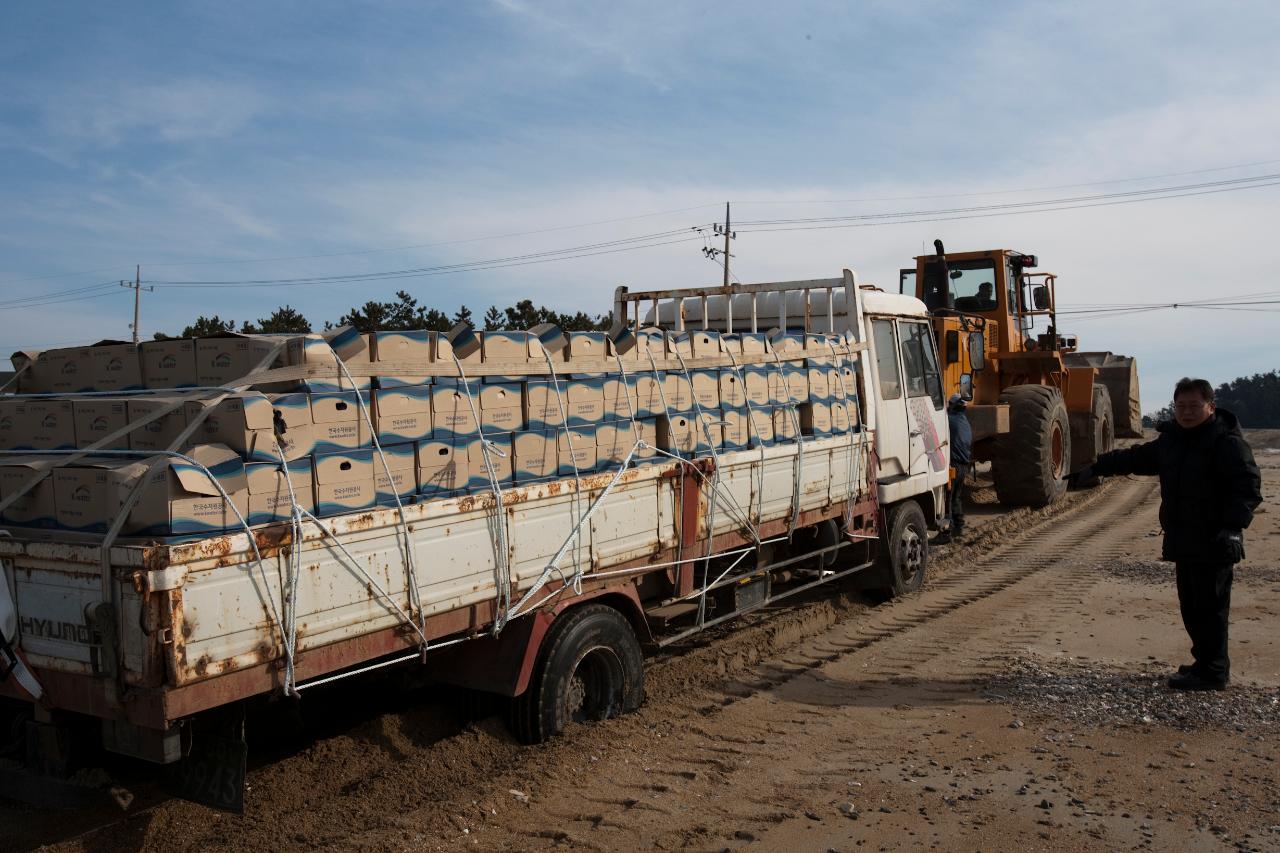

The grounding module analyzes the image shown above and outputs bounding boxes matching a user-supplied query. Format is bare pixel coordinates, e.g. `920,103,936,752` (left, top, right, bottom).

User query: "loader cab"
915,248,1060,353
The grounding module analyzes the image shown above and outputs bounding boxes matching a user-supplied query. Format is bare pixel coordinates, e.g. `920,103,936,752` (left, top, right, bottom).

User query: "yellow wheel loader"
901,241,1141,507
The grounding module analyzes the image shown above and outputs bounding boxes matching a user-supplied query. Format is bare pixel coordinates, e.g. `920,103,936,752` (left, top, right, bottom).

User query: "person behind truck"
935,393,972,545
1072,377,1261,691
975,281,997,310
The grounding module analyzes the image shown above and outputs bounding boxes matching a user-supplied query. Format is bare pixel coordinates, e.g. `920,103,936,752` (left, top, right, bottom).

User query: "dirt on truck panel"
9,446,1277,852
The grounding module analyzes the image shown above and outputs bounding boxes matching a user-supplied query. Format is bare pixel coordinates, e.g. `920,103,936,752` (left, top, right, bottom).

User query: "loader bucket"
1063,351,1143,437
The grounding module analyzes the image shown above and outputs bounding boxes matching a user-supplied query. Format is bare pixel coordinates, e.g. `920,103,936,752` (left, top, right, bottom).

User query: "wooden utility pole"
121,265,153,343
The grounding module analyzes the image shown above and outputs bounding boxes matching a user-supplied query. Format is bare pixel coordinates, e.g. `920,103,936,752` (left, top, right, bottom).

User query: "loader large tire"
992,385,1071,507
507,604,645,744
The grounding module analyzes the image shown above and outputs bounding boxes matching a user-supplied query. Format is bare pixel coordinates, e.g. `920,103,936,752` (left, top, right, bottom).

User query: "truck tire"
507,604,645,745
859,501,928,600
992,385,1071,507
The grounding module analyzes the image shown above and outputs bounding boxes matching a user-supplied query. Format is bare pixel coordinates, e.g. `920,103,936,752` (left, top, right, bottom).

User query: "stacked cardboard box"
1,325,861,532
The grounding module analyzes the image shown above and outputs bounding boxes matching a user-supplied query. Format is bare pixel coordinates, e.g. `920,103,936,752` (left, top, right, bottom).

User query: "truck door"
869,318,911,480
898,319,949,481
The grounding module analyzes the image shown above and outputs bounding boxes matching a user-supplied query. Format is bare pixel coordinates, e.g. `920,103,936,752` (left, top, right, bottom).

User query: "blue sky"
2,1,1278,410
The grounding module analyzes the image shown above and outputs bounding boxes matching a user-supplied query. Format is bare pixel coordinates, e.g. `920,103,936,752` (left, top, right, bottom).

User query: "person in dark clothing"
1074,377,1262,691
935,393,973,545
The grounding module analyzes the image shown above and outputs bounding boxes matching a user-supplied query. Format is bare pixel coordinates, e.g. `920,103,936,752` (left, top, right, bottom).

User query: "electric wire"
147,232,708,288
733,157,1280,206
0,280,122,308
0,288,129,312
731,173,1280,229
144,203,723,268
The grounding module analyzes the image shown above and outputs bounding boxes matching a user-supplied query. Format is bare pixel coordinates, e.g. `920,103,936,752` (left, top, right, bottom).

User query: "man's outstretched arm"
1091,438,1161,478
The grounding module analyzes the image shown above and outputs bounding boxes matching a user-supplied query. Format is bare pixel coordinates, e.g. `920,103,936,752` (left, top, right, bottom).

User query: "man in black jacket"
1076,377,1262,690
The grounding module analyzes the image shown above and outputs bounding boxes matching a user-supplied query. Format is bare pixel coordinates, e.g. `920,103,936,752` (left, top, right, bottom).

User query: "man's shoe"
1178,663,1194,675
1167,671,1227,691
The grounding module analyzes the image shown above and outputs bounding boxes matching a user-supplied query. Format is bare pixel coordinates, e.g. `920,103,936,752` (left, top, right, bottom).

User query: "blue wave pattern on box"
374,442,419,505
314,447,376,517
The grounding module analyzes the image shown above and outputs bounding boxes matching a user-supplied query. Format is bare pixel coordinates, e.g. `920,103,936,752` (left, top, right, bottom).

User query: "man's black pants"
950,463,970,535
1175,561,1233,682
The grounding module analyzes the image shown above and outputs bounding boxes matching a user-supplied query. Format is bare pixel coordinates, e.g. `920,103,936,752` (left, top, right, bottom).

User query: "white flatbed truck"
0,272,950,811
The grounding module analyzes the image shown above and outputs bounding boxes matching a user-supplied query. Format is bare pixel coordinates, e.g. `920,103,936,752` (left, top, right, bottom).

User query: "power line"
146,228,706,288
0,280,121,308
730,178,1280,235
142,203,723,269
733,173,1280,228
0,266,135,288
733,157,1280,206
0,288,129,312
139,174,1280,291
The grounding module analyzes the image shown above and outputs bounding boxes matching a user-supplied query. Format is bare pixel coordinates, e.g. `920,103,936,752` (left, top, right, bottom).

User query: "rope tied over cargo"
333,356,430,656
826,339,862,532
446,354,516,631
768,350,805,539
536,349,587,597
722,348,766,527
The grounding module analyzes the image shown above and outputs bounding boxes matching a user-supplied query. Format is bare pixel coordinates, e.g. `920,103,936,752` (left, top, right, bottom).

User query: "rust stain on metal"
344,512,379,533
193,653,212,677
142,545,170,573
253,524,294,558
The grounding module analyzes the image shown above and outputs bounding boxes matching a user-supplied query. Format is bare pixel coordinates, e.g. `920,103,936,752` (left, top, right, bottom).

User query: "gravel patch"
1104,558,1173,583
983,658,1280,734
1103,558,1280,586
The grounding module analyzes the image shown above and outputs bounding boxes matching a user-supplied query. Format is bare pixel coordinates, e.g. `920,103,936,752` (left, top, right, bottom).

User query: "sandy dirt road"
7,439,1279,852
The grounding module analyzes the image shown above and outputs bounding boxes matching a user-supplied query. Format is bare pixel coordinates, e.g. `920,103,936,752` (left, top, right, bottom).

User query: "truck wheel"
859,501,928,600
993,385,1071,507
507,604,645,745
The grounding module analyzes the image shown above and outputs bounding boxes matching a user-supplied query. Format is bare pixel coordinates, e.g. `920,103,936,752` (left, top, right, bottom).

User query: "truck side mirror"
968,331,985,371
1032,285,1050,310
959,373,973,401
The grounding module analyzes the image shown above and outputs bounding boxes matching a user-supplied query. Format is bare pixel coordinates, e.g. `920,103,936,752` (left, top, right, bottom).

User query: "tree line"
1143,369,1280,429
157,291,613,339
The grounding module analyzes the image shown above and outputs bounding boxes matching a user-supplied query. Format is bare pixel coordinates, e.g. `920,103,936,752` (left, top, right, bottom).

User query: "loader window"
901,320,944,409
871,319,902,400
921,258,998,312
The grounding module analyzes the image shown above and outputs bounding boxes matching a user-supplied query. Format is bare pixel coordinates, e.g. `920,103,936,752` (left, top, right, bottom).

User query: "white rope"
298,507,433,648
537,351,586,594
332,356,430,653
505,439,644,620
611,352,642,444
447,354,514,630
768,350,805,539
826,340,862,531
272,443,310,696
723,348,766,528
669,348,763,548
16,447,289,685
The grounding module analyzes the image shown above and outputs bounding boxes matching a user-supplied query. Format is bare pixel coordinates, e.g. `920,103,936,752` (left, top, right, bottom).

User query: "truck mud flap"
164,705,247,814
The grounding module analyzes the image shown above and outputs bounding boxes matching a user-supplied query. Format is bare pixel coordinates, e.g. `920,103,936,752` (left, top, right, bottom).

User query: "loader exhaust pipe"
922,239,954,311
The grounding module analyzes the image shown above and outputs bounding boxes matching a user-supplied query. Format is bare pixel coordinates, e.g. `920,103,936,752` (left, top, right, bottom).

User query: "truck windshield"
922,258,998,312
